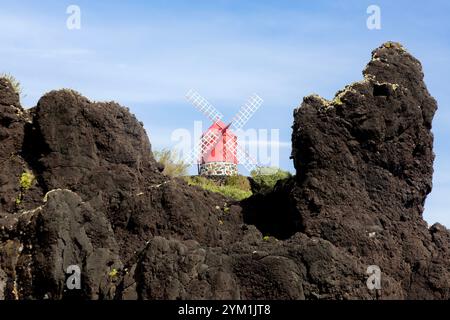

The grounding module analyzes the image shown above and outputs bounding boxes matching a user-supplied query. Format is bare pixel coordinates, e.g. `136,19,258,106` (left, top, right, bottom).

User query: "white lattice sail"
223,137,258,172
231,94,263,130
185,128,222,164
186,89,224,122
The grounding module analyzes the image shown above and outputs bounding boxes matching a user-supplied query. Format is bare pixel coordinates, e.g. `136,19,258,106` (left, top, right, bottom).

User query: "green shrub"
15,170,35,207
225,175,251,192
153,149,190,177
185,176,252,201
215,185,252,201
251,166,292,194
20,171,35,190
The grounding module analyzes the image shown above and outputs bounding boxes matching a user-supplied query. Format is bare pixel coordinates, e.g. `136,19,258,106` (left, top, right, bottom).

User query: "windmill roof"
204,120,237,137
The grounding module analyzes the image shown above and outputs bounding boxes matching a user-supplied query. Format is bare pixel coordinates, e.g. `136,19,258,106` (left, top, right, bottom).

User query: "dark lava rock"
290,42,447,299
248,42,448,299
0,79,29,214
0,85,246,299
15,189,122,299
1,42,449,300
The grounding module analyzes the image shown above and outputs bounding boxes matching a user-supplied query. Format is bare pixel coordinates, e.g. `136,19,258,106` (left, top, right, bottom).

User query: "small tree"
250,166,292,194
153,149,190,177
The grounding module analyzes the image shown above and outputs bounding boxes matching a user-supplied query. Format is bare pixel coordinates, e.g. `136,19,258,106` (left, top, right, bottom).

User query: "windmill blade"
199,128,222,159
186,127,223,164
231,94,263,131
235,145,258,172
223,138,258,172
186,89,224,122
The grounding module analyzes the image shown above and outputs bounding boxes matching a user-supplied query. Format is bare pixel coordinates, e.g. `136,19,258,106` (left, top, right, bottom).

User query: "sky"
0,0,449,226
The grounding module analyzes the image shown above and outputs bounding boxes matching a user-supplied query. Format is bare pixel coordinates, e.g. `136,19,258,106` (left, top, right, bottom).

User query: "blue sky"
0,0,449,226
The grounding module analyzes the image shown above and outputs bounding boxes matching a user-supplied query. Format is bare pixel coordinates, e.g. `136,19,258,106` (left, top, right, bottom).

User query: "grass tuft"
0,73,23,96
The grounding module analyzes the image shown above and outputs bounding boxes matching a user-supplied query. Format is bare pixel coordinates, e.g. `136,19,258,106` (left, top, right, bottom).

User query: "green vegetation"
183,167,292,200
20,171,35,190
0,73,23,96
382,41,406,52
15,171,35,207
333,96,343,106
153,149,190,177
263,235,270,241
224,175,251,192
109,268,119,278
185,176,252,201
60,88,82,95
251,166,292,194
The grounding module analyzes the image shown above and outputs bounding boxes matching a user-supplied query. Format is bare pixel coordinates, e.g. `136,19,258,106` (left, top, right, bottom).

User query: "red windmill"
186,90,263,176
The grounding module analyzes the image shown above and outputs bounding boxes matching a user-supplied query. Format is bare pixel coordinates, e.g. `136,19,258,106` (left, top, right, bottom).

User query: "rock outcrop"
1,42,449,300
288,42,447,299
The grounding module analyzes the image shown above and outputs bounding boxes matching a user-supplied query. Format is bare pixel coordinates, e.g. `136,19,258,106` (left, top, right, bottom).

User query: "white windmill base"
199,162,238,176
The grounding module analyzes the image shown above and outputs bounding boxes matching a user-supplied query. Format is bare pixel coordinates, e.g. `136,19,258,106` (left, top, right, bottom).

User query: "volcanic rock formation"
1,42,449,300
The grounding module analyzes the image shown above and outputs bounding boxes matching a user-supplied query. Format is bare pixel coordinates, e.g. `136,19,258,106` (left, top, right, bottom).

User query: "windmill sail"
185,90,227,163
185,126,222,164
186,89,224,122
225,93,263,172
231,94,263,131
223,137,258,172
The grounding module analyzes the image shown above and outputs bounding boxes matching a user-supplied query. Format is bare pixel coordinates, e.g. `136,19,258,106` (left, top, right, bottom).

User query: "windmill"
186,90,263,176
